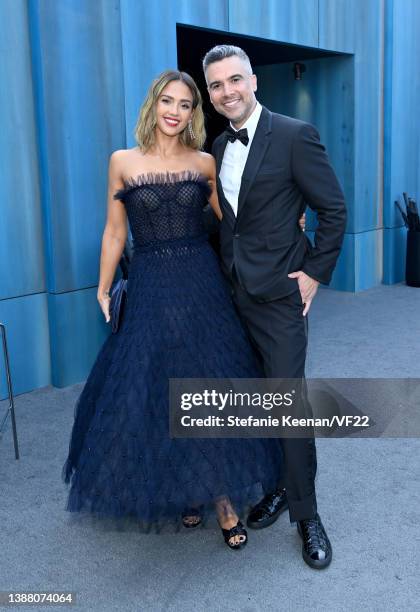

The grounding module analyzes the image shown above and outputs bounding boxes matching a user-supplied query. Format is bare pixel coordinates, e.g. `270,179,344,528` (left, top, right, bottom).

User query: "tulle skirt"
62,236,283,531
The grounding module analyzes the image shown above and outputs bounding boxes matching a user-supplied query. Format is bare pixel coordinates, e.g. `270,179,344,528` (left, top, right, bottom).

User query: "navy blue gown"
62,170,283,530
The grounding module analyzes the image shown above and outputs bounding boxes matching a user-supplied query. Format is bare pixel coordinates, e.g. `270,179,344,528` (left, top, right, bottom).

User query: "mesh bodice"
113,171,212,248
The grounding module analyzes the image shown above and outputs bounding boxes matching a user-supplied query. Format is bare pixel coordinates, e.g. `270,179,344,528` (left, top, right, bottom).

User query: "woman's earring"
188,120,196,140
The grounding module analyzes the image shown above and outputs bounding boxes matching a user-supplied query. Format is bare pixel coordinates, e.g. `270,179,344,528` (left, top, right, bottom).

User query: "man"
203,45,346,569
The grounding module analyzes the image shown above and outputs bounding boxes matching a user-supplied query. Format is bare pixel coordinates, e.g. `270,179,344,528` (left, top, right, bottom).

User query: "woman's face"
155,80,194,139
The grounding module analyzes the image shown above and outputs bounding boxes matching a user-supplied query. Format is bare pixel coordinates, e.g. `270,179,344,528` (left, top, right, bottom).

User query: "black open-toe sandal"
220,520,248,550
182,508,202,528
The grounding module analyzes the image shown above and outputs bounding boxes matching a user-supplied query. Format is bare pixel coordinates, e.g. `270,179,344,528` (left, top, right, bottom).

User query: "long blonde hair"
134,70,206,151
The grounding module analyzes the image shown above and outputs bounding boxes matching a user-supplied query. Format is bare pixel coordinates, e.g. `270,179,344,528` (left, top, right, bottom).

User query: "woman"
62,70,304,549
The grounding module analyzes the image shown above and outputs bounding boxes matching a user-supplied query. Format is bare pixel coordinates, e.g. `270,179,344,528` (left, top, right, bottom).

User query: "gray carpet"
1,283,419,612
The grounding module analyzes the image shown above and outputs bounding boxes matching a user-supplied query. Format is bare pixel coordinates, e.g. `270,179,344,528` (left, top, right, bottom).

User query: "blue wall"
0,0,418,397
383,0,420,283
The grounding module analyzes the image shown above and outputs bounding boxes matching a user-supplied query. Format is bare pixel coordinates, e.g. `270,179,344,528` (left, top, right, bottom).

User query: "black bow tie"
225,125,249,146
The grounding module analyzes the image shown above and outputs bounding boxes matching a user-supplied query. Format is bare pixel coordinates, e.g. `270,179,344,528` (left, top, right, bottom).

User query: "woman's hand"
97,291,111,323
299,212,306,231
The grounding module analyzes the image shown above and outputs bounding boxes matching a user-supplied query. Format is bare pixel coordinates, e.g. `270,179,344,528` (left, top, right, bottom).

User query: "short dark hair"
202,45,253,75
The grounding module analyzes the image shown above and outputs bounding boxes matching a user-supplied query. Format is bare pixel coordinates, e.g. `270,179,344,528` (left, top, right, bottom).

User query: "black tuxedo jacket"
211,106,347,302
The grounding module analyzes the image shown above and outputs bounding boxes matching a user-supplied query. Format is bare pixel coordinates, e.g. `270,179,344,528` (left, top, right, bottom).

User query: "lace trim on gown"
113,170,212,202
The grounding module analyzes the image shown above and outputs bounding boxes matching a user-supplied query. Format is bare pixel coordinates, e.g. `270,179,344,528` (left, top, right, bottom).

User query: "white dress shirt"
219,101,262,216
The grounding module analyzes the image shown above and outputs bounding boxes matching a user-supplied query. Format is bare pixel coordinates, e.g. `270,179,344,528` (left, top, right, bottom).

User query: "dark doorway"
176,23,343,151
176,23,353,243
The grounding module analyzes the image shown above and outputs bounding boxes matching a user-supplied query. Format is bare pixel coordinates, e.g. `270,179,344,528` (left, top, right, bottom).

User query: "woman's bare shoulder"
195,150,215,162
109,148,145,178
110,147,139,162
109,148,129,168
193,150,216,178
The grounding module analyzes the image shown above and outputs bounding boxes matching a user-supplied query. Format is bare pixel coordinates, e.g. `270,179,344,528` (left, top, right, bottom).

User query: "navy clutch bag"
109,278,127,333
109,246,131,334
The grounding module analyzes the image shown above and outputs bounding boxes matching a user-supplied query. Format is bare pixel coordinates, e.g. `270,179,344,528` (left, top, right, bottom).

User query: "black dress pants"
231,275,317,522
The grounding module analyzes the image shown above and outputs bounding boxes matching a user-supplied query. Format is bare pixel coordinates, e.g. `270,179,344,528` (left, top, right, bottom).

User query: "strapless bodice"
113,171,211,249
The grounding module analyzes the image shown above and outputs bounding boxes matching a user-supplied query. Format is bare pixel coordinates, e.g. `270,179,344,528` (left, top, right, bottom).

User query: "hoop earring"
188,120,196,140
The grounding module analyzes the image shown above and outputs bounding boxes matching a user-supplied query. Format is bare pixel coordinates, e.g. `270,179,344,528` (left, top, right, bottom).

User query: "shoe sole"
246,502,288,530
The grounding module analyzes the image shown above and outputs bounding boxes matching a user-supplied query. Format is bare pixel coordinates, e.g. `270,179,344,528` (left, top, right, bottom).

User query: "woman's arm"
97,150,128,321
198,152,223,221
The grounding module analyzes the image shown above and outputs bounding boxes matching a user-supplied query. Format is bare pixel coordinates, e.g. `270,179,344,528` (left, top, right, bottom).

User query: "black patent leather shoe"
220,520,248,550
247,488,288,529
297,513,332,569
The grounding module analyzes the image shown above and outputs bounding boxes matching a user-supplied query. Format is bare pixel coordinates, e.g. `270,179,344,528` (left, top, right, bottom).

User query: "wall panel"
48,288,109,388
229,0,318,47
352,0,384,235
0,0,45,300
0,294,50,400
319,0,355,53
120,0,228,146
28,0,126,293
383,0,420,283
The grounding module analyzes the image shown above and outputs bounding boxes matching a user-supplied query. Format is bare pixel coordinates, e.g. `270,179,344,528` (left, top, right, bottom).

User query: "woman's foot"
219,516,248,550
181,508,202,528
216,499,247,549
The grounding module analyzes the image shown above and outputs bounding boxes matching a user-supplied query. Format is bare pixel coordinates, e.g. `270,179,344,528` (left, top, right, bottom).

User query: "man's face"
205,56,257,128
